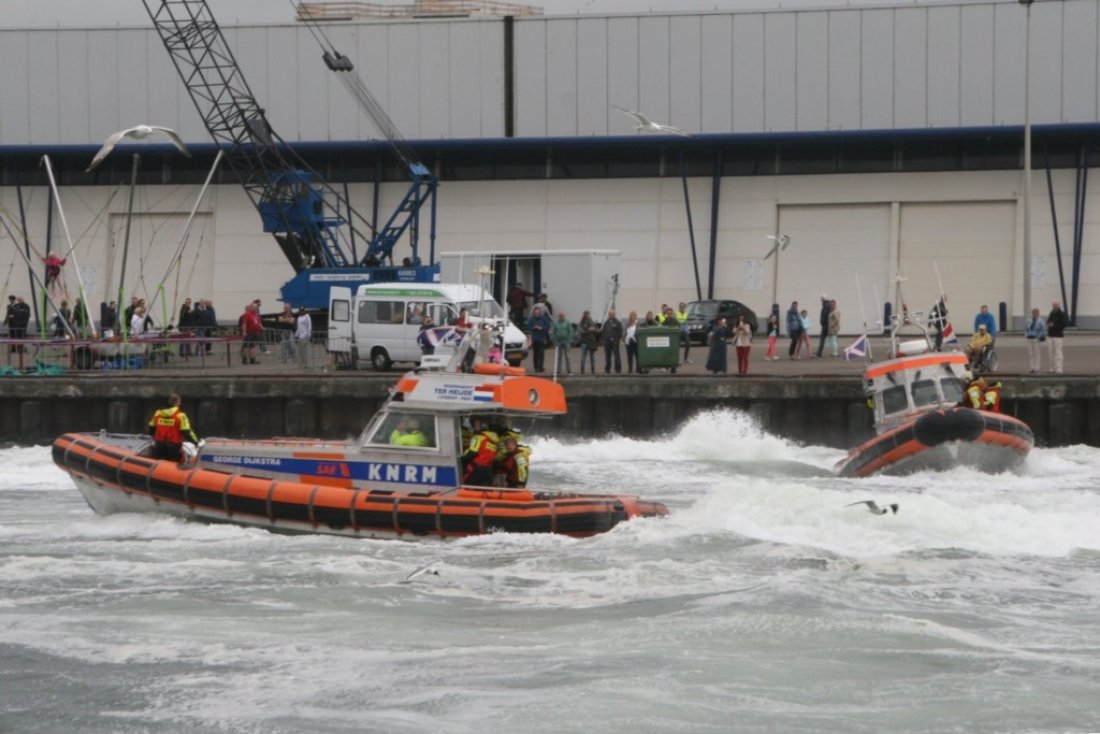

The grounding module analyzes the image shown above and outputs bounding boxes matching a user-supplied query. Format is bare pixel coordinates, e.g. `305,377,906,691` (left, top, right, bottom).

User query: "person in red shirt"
240,302,263,364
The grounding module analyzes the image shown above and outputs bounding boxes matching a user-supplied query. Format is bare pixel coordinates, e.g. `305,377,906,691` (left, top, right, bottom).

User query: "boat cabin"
863,322,969,432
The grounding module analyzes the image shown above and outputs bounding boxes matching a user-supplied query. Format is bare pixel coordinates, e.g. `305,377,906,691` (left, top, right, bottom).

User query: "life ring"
472,363,526,377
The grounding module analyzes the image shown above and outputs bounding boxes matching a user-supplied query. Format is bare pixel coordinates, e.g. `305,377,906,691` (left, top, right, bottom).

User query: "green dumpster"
636,326,680,373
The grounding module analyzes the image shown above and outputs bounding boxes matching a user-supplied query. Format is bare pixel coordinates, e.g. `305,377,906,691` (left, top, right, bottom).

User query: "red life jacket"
151,407,184,444
467,430,499,468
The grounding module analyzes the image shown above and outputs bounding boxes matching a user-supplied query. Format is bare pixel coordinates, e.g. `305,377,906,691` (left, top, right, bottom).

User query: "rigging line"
0,213,77,339
293,0,422,172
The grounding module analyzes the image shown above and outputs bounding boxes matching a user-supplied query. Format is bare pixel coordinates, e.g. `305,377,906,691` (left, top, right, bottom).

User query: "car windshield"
686,303,718,319
460,299,505,319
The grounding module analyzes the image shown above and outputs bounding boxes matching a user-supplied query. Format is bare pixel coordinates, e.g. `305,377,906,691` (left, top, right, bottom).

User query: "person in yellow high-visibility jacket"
148,393,199,461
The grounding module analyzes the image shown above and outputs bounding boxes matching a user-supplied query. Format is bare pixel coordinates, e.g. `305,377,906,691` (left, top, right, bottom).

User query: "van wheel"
371,348,392,371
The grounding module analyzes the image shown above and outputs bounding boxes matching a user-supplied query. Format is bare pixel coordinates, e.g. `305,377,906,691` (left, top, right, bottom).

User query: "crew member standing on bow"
148,393,200,461
462,416,499,486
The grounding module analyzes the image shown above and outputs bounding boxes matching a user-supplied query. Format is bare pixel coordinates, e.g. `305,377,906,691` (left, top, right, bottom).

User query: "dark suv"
684,300,759,343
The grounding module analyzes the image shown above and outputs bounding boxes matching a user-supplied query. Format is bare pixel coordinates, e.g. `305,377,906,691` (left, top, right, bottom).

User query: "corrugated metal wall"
0,0,1094,146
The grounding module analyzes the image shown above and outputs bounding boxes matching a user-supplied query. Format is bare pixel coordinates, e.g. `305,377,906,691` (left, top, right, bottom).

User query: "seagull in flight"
846,500,899,515
612,105,690,137
86,125,191,172
763,234,790,260
402,564,440,583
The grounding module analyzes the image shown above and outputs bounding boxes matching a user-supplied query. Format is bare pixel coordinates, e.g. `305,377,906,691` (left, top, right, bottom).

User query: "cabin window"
358,300,405,325
940,378,964,404
367,413,437,449
911,379,941,407
881,385,909,414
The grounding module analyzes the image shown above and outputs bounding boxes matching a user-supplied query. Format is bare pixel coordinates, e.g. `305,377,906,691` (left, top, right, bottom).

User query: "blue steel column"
680,152,703,301
707,151,723,300
1042,143,1069,311
1071,143,1090,325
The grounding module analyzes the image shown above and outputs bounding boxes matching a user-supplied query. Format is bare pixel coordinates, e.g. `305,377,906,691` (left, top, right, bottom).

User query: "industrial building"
1,0,1097,332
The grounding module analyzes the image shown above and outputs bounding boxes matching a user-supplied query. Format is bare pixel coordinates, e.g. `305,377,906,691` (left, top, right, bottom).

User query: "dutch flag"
943,323,958,344
844,334,869,361
473,387,495,402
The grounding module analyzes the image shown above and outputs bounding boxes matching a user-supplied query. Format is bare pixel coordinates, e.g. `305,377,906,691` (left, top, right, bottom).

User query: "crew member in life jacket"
391,416,430,447
982,380,1003,413
462,416,499,486
494,435,531,489
961,376,987,410
148,393,200,461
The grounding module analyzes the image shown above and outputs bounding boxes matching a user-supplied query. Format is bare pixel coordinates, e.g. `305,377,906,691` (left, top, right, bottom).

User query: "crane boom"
143,0,439,309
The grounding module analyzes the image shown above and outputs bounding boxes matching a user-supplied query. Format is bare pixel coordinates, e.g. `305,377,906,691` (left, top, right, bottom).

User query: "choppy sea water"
2,410,1099,734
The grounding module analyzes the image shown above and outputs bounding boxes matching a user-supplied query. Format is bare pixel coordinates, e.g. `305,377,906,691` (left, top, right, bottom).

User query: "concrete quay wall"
4,374,1099,449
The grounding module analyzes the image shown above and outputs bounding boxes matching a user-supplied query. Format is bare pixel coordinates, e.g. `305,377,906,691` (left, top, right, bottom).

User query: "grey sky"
4,0,1010,27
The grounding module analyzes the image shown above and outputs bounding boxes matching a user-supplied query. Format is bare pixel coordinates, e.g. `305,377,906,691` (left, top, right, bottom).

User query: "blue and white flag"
844,334,868,361
423,326,465,348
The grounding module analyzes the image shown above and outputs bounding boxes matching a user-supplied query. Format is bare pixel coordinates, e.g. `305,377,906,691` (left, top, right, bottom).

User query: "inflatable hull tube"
836,407,1033,478
53,434,667,540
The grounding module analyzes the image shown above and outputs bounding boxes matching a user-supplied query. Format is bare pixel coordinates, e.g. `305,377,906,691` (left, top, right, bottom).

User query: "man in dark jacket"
526,305,552,373
600,308,624,374
786,301,802,359
1046,300,1068,374
815,295,830,358
7,296,31,352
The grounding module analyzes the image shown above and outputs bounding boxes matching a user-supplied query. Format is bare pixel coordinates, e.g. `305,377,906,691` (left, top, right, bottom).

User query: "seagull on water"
763,234,790,260
86,125,191,172
846,500,899,515
612,105,690,137
403,564,440,583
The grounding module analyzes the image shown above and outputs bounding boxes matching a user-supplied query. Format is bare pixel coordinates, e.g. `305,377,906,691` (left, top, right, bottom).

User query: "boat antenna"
854,273,873,362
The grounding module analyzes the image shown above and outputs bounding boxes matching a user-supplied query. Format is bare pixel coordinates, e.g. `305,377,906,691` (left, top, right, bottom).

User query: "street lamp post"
1020,0,1034,326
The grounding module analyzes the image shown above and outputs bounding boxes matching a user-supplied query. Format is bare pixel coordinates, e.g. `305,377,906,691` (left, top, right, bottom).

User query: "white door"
776,204,892,335
899,201,1015,334
327,286,352,355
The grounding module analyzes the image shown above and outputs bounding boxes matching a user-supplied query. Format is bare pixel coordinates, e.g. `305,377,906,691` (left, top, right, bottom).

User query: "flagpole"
855,275,872,363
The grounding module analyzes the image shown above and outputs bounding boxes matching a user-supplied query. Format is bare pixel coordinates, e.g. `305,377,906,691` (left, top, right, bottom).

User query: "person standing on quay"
764,310,779,361
551,310,573,375
578,310,599,374
706,316,731,374
526,305,552,373
826,300,840,358
1046,301,1067,374
600,308,623,374
733,314,752,375
295,307,312,369
1024,307,1046,374
786,301,801,359
815,295,830,358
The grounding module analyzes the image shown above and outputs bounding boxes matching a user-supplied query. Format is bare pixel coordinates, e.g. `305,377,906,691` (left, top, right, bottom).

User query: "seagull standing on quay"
846,500,900,515
612,105,690,137
86,125,192,172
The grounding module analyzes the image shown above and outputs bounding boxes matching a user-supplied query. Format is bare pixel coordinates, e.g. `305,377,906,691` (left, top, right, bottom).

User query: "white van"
327,283,528,370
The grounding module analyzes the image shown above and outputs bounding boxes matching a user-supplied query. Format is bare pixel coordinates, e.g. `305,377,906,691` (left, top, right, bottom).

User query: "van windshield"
460,299,505,319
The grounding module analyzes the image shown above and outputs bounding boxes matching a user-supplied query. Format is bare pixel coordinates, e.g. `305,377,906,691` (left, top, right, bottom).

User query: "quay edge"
2,374,1099,449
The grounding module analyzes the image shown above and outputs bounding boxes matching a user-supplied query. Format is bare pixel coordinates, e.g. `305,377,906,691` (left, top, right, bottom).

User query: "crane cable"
290,0,424,174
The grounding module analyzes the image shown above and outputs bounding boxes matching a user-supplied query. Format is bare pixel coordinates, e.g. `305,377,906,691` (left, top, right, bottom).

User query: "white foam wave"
666,473,1100,559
